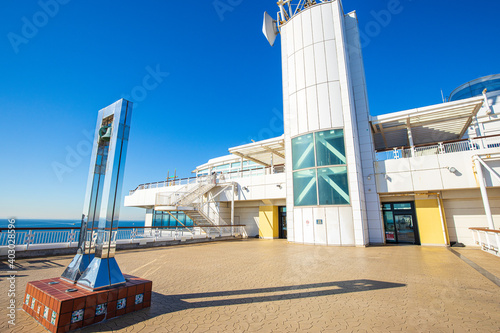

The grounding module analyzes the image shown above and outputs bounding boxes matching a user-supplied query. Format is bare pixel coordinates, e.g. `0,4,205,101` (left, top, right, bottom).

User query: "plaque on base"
22,274,151,333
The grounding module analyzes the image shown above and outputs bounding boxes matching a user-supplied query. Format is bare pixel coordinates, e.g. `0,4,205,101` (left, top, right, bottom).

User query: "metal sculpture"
61,99,133,290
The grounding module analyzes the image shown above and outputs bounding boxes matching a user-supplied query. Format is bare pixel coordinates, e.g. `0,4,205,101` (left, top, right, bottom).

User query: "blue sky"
1,0,498,220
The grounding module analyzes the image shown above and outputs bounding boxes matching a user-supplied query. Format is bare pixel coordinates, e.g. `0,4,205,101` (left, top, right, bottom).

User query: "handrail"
0,225,246,232
470,227,500,234
376,133,500,153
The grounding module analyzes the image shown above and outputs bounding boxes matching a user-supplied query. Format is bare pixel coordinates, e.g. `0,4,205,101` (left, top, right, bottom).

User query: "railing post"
25,230,34,251
469,138,476,150
438,142,444,155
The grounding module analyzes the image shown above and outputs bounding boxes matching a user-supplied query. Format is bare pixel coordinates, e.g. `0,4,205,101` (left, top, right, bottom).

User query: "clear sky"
1,0,499,220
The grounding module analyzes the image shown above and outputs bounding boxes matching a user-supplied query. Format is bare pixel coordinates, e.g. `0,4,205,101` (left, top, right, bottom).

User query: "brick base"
22,274,152,333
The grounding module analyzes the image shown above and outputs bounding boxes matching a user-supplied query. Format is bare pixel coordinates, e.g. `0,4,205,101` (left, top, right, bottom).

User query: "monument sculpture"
23,100,152,332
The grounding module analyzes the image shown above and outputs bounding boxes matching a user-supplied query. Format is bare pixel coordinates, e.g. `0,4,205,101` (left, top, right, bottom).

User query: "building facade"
124,0,500,250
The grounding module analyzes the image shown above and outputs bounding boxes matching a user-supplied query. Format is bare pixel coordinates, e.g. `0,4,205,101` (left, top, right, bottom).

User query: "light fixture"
448,167,457,174
242,186,248,191
385,174,390,180
276,184,282,189
367,175,372,181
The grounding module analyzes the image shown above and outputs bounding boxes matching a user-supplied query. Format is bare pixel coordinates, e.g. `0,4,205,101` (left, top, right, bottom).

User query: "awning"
370,96,484,151
228,135,285,167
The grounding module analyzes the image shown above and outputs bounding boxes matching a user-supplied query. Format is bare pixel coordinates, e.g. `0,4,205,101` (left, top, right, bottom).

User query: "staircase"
155,175,234,236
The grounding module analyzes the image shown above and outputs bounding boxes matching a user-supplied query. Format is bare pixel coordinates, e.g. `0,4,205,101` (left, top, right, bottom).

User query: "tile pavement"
1,239,499,332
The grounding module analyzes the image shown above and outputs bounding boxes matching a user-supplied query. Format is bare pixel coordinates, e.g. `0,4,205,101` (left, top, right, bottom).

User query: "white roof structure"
370,96,484,150
228,135,285,167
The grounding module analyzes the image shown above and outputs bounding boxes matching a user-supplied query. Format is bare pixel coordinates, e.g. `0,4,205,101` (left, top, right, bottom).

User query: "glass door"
382,202,420,245
279,207,287,239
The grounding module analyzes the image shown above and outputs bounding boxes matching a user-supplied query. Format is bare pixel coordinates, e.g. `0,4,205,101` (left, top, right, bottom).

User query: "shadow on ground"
83,279,406,332
0,259,66,282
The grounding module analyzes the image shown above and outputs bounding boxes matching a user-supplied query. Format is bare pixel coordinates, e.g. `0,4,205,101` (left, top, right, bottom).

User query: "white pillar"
231,183,235,236
474,157,496,230
406,119,415,157
436,194,448,245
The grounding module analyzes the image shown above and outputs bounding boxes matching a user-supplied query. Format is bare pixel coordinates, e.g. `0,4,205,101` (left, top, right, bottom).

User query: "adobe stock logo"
213,0,243,22
359,0,407,48
7,0,72,54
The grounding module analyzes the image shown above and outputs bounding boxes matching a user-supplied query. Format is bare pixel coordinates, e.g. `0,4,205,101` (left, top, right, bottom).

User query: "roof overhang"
228,135,285,167
370,96,484,151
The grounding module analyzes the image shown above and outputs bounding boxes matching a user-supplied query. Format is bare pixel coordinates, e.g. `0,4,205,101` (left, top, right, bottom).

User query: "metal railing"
470,227,500,257
0,225,247,254
377,134,500,161
130,165,285,195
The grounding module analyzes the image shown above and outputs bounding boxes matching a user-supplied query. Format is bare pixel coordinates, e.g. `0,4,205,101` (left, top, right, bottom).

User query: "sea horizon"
0,218,145,229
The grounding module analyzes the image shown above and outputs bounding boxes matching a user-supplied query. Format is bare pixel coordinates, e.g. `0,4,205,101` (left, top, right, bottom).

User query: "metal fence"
0,226,247,254
130,166,285,195
377,135,500,161
470,227,500,257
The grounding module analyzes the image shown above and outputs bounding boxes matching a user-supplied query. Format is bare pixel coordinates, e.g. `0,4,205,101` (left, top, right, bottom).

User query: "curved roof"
449,74,500,101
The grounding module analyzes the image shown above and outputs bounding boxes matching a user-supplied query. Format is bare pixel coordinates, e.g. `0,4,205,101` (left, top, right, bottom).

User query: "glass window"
393,203,412,210
315,129,346,167
292,134,315,170
213,164,229,171
198,169,209,176
450,78,500,101
153,211,163,227
317,167,350,205
231,162,241,168
382,203,392,211
293,169,318,206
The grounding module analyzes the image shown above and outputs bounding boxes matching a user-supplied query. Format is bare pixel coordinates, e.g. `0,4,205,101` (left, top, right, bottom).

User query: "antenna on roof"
441,89,446,103
262,11,279,46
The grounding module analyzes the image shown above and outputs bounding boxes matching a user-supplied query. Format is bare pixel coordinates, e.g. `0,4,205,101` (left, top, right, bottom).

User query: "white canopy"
371,96,484,150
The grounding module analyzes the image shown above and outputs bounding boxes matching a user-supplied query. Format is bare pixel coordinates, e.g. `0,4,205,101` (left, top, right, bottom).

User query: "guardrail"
376,134,500,161
129,165,286,195
470,227,500,257
0,225,248,254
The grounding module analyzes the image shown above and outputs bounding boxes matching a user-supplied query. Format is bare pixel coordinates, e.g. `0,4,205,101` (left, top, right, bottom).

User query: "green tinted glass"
315,129,346,166
292,134,315,170
317,167,350,205
293,169,318,206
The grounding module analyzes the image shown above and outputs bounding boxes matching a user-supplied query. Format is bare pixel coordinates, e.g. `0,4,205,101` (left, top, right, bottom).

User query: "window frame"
291,128,350,207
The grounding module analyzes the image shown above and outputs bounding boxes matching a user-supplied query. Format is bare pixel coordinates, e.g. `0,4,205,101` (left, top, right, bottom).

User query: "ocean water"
0,219,145,229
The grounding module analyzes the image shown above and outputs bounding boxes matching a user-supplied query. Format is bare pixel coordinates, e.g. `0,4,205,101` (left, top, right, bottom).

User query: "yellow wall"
415,198,449,245
259,206,279,239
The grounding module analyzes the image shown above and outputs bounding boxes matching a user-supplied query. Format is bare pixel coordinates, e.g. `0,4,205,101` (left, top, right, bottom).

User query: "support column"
436,194,448,245
406,118,415,157
231,183,235,236
474,157,500,248
474,157,496,230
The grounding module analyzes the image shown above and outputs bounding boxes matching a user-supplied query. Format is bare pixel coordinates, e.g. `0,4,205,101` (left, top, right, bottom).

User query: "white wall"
345,11,384,244
442,189,500,246
281,1,369,247
124,173,286,208
468,90,500,137
234,203,260,237
375,147,500,193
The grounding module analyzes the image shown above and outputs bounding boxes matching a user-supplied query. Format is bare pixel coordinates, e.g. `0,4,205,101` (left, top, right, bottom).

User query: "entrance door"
382,202,420,245
278,207,287,239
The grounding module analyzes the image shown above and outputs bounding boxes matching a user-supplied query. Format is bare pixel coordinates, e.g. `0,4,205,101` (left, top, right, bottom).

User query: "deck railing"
376,134,500,161
129,165,285,195
0,225,247,254
470,227,500,257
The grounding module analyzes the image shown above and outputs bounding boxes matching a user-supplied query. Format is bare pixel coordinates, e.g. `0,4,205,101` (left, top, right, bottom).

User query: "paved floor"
1,240,500,332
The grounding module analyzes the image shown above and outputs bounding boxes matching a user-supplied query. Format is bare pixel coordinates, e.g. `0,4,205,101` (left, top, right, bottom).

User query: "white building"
124,1,500,252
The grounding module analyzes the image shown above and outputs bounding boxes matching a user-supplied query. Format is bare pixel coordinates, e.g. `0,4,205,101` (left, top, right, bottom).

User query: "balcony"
376,135,500,161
